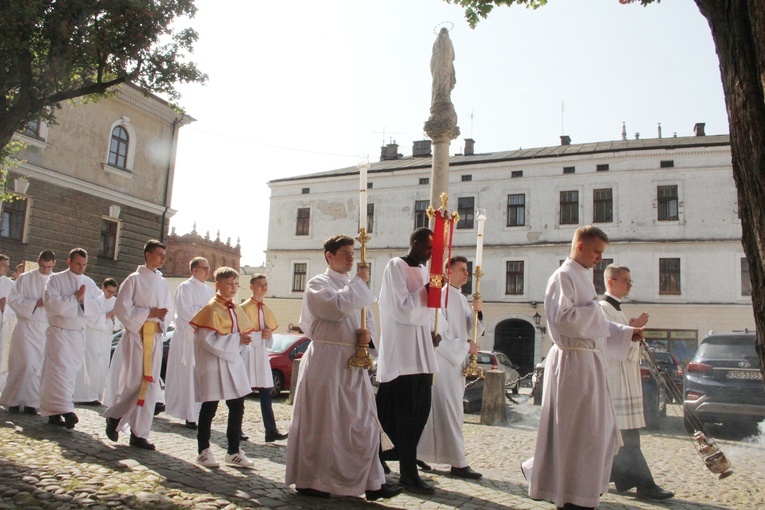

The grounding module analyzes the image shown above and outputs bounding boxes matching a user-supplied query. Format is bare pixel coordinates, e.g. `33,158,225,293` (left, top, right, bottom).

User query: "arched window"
109,126,129,169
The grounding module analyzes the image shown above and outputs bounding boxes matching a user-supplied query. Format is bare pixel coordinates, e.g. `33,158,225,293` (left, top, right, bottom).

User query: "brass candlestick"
348,228,375,369
464,265,484,378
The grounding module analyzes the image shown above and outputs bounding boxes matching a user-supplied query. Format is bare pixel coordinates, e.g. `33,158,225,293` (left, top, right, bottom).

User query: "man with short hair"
39,248,103,428
165,257,213,429
73,278,120,405
1,250,56,415
286,235,401,501
376,227,441,495
103,240,173,450
241,274,288,442
523,226,644,510
418,255,483,479
601,264,673,500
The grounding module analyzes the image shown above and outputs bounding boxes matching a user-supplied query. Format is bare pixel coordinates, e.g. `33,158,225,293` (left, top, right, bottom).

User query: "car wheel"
512,382,519,395
270,371,284,399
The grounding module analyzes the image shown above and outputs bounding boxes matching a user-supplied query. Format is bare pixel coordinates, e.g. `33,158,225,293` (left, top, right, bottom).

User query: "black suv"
683,331,765,433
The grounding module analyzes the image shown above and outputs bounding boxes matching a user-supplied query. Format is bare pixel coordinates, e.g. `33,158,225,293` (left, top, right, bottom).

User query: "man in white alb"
0,254,14,392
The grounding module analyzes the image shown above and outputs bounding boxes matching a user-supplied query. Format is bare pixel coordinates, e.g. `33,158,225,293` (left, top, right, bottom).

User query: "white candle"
358,162,368,231
475,209,487,268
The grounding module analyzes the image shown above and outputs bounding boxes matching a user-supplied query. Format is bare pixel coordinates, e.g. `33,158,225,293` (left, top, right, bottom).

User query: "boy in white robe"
241,274,287,442
418,255,483,479
165,257,213,429
285,235,402,501
523,226,643,510
1,250,56,415
73,278,119,405
0,254,13,392
103,240,173,450
376,227,440,495
39,248,103,428
190,267,256,469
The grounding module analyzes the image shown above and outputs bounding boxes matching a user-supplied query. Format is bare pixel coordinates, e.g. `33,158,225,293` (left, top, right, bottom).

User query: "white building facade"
265,130,754,376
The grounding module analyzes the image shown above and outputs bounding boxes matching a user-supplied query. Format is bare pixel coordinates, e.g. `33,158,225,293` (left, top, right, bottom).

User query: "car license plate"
726,370,763,380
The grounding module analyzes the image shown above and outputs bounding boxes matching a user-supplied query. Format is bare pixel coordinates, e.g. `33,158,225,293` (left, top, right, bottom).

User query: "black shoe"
153,402,165,416
416,459,432,471
48,415,66,427
129,433,156,450
366,483,404,501
63,412,79,430
265,431,288,442
636,485,674,500
23,406,38,415
381,459,391,475
8,406,20,413
105,417,120,442
399,476,435,495
296,487,331,498
185,421,198,430
450,465,483,479
239,430,249,441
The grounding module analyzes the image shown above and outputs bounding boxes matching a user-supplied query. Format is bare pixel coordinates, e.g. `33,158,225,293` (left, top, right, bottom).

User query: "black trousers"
610,428,655,491
197,397,245,455
376,373,432,480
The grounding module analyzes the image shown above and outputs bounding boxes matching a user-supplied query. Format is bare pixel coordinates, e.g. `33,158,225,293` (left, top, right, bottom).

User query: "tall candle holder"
348,228,375,369
464,264,485,378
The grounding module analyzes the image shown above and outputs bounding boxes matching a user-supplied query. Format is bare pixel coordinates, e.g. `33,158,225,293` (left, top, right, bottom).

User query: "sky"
169,0,728,266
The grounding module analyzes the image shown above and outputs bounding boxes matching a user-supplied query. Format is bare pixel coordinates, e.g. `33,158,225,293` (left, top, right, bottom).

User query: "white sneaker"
197,448,219,468
224,450,255,468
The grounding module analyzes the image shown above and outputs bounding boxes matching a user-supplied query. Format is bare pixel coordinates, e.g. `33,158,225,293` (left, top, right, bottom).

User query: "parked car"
683,331,765,433
474,351,521,394
268,333,311,398
651,351,684,403
110,323,175,380
639,359,667,429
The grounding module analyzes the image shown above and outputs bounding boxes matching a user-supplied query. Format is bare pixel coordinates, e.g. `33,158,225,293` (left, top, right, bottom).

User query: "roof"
269,134,730,184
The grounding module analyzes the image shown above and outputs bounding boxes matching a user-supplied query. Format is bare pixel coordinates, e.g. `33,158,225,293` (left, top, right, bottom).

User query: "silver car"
475,350,521,394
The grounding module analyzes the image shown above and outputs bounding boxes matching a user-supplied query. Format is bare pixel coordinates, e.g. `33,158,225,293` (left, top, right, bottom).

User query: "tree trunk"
696,0,765,371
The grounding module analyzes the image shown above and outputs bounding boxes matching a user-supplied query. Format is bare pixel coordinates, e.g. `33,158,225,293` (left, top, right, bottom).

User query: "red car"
268,333,311,398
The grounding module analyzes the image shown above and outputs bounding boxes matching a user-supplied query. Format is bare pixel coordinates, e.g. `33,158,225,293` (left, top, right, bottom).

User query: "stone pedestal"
480,369,507,426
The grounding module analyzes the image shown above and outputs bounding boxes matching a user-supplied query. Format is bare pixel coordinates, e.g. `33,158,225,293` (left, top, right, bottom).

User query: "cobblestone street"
1,392,763,509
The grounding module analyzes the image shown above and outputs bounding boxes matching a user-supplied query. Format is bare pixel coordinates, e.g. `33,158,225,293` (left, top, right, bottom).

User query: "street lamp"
532,311,546,334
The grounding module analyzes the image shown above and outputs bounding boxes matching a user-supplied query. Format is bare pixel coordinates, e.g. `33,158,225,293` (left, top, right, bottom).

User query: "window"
22,119,41,138
594,258,613,295
99,218,120,259
0,198,28,241
563,166,575,174
593,188,613,223
461,175,472,182
507,194,525,227
660,160,675,168
560,190,579,225
741,257,752,296
511,170,523,178
292,263,307,292
596,164,609,172
657,185,679,221
505,261,524,295
108,126,129,169
419,177,429,185
367,182,373,189
414,200,429,229
366,203,375,234
296,207,310,235
659,258,681,295
457,197,475,229
301,188,310,194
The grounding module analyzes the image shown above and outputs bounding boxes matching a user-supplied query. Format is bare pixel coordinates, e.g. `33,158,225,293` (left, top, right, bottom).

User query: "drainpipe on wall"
160,113,184,242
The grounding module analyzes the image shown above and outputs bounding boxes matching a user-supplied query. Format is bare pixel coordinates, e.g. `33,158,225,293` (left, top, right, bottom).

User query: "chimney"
635,132,640,140
658,122,662,139
621,122,627,141
560,135,571,146
380,142,400,161
464,138,475,155
412,140,432,157
694,122,706,136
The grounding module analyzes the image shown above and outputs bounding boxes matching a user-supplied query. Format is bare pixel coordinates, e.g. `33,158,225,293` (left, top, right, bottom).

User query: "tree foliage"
0,0,207,153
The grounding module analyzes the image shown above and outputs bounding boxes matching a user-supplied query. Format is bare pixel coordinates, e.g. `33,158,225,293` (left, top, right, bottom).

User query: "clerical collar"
215,294,236,309
401,255,422,267
603,293,621,311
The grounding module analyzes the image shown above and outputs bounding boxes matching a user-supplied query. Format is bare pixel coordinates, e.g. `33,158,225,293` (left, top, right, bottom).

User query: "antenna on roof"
561,100,565,135
371,127,402,147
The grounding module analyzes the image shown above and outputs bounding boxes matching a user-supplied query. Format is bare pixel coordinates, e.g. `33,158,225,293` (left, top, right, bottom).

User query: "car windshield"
698,336,759,363
653,352,674,364
476,352,493,364
269,334,301,354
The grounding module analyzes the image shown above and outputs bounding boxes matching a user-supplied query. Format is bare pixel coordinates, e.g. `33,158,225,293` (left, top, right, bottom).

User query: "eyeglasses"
619,278,634,285
195,266,211,270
